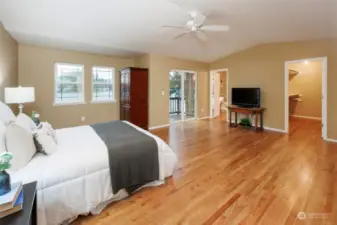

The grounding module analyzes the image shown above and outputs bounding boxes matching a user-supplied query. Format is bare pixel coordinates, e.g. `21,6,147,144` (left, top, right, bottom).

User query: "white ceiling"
0,0,336,62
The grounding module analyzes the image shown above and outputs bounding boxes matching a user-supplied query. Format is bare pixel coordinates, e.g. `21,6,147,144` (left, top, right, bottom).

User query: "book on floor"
0,189,24,218
0,182,23,212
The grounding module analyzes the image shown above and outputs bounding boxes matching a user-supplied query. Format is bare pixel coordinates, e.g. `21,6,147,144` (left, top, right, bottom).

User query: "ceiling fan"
162,12,230,41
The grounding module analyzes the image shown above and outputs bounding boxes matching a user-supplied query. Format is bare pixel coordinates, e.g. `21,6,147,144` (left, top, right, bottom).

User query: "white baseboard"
149,124,170,130
226,119,286,133
264,126,287,133
325,138,337,143
291,115,322,120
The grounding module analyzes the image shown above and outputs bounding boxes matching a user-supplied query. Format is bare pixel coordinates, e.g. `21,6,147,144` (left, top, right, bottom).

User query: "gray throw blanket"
91,121,159,194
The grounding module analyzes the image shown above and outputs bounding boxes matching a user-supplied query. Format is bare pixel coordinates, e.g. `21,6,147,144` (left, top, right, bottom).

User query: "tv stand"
228,105,266,131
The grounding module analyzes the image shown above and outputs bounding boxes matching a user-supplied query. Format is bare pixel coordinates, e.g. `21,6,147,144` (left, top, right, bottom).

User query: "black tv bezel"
231,87,261,108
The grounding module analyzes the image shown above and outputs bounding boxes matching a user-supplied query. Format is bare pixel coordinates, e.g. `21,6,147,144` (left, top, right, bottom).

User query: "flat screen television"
231,88,261,108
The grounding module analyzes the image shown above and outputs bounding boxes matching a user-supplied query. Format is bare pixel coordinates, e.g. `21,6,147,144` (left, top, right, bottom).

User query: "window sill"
91,100,117,104
53,101,86,106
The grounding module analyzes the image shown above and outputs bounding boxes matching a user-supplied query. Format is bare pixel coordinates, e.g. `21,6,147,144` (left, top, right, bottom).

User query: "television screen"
232,88,261,108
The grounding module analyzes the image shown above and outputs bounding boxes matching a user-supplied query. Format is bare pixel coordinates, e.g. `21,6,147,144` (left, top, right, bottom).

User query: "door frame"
210,69,229,120
284,57,327,139
169,69,198,123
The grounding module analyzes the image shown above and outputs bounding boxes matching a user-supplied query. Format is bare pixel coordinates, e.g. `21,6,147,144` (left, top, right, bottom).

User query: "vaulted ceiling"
0,0,336,62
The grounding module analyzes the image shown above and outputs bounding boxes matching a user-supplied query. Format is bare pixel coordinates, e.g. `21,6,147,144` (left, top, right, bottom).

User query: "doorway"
285,57,327,138
210,69,228,121
169,70,197,123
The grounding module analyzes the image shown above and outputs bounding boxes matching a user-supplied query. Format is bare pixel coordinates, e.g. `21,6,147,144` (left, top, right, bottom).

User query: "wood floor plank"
72,116,337,225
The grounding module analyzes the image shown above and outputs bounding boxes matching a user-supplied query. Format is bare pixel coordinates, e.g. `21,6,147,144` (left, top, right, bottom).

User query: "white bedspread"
10,121,177,225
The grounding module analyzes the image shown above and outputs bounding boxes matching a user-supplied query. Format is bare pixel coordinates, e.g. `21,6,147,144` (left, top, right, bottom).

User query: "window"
54,63,85,105
92,66,115,102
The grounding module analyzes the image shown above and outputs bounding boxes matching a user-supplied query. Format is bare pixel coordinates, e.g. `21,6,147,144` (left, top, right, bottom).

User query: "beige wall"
134,55,149,68
148,54,209,127
288,60,322,119
18,46,209,129
211,39,337,139
0,22,18,104
18,45,134,128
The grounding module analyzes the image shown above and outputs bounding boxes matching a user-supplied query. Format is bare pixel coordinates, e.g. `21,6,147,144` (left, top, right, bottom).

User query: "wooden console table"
228,105,266,131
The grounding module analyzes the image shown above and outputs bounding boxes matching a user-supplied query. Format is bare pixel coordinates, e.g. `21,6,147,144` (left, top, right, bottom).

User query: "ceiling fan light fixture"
162,11,230,42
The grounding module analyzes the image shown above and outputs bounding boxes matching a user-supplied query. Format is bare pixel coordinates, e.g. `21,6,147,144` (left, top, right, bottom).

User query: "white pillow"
33,128,57,155
0,121,6,154
0,102,16,126
38,122,57,143
6,122,36,170
16,113,37,132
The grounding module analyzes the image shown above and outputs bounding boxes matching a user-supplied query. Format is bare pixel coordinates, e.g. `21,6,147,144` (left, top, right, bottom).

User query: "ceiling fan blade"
173,31,190,40
162,25,188,30
201,25,230,32
193,13,206,25
196,31,208,42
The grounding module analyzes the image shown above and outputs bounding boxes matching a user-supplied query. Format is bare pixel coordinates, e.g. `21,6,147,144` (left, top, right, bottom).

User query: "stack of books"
0,182,23,218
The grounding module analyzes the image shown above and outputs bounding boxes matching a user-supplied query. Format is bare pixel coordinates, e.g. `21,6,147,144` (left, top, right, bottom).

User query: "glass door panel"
169,71,182,123
183,72,196,121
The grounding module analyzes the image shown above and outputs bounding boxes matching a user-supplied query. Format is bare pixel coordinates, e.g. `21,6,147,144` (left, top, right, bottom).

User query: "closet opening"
285,57,327,138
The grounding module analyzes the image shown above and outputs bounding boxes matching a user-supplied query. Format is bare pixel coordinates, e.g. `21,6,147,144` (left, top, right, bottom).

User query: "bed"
9,121,177,225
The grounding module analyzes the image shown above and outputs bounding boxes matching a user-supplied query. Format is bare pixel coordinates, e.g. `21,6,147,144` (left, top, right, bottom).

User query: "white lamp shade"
5,87,35,104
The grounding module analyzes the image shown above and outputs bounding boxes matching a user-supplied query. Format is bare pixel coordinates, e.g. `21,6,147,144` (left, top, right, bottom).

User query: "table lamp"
5,86,35,113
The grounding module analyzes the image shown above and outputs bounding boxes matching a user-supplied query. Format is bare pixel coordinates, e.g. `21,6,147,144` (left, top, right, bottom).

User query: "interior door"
213,72,221,118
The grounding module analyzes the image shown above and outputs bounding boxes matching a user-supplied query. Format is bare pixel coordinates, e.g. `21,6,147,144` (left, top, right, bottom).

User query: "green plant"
0,152,13,171
240,118,252,127
31,110,40,119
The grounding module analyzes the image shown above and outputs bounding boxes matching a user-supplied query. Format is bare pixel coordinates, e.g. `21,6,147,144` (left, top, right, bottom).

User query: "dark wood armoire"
119,67,149,130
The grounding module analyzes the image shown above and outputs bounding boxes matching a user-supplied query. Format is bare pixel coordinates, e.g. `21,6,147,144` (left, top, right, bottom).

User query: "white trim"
290,115,322,120
227,118,287,133
91,100,117,104
325,138,337,143
284,57,327,140
54,62,85,105
209,69,229,121
91,66,115,102
149,124,170,130
195,72,198,119
53,101,86,106
264,126,287,133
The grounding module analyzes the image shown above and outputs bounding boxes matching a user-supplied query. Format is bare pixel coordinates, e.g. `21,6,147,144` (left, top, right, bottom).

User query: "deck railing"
169,97,181,114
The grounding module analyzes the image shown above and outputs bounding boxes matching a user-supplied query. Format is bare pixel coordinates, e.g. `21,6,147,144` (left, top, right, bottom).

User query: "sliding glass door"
183,72,196,121
169,70,197,123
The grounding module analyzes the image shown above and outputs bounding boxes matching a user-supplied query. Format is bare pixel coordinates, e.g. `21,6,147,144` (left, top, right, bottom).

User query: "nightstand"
0,181,37,225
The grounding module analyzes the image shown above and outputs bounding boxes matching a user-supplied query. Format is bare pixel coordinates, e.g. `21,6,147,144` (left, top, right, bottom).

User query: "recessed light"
304,61,309,64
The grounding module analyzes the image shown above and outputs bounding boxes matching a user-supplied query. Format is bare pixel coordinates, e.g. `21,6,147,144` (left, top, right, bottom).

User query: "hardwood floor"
73,117,337,225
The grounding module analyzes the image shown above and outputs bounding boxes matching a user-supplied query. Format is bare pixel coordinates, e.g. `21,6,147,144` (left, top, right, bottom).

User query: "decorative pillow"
33,126,57,155
16,113,37,132
5,122,36,170
0,121,6,155
0,102,16,126
38,122,57,143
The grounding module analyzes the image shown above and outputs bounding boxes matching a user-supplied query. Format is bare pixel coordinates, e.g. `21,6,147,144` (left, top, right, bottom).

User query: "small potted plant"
0,152,13,196
31,110,40,126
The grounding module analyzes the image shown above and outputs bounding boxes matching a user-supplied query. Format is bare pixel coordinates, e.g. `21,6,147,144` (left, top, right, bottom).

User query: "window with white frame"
55,63,85,105
92,67,115,102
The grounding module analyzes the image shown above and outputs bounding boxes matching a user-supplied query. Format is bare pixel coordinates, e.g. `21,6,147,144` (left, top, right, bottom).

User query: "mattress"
9,121,177,225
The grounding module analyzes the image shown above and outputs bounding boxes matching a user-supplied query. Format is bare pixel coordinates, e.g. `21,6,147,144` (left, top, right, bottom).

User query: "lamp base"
18,103,24,114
